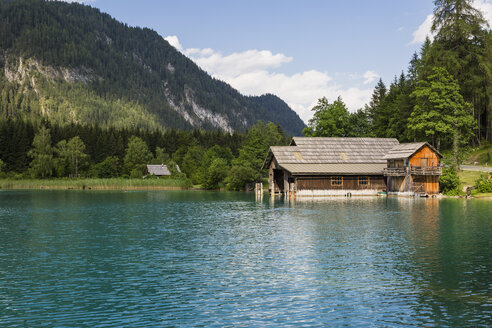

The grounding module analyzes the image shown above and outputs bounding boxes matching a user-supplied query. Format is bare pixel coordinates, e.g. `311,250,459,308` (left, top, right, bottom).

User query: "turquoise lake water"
0,190,491,327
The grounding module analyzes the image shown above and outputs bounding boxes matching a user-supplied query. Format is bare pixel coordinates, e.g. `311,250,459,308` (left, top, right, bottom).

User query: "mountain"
0,0,305,135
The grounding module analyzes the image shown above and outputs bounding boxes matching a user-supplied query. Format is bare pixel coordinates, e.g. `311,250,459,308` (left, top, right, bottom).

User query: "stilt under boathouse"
262,137,400,197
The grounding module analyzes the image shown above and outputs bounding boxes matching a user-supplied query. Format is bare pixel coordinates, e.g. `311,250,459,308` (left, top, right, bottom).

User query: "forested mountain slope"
0,0,305,135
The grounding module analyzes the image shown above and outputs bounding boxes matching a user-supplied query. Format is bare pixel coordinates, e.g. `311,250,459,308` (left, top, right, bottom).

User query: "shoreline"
1,182,491,198
0,178,191,191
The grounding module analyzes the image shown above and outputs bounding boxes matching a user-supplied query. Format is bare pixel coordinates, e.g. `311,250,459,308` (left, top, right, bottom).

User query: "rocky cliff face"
0,0,306,135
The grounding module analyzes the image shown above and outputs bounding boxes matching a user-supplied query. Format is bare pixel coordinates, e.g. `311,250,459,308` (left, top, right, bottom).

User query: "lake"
0,190,491,327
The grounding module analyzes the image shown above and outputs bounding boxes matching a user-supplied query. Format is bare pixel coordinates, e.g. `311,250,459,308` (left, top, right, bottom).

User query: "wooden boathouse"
263,137,399,196
383,142,442,195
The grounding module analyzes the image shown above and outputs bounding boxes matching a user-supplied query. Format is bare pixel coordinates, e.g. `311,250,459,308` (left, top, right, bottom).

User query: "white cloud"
410,14,433,44
164,35,183,51
363,70,379,84
166,36,375,123
475,0,492,22
410,0,492,45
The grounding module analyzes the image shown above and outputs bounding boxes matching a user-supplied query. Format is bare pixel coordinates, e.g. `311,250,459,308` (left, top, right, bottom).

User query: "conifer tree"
28,126,54,178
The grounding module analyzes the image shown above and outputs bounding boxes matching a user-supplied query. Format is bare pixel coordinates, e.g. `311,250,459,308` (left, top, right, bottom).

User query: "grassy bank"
457,170,492,198
0,178,192,190
463,143,492,166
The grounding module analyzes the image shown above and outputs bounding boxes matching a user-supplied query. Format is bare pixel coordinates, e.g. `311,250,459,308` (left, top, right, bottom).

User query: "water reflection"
0,190,490,326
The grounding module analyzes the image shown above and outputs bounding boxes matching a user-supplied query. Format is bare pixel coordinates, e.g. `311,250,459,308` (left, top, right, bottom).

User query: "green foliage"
409,67,476,149
227,121,285,190
303,97,351,137
440,166,461,194
203,158,229,189
0,158,4,172
225,165,257,191
474,174,492,193
130,164,146,179
478,150,492,165
27,126,54,178
167,160,184,178
56,136,88,177
124,136,152,174
90,156,119,178
181,146,205,184
151,147,170,165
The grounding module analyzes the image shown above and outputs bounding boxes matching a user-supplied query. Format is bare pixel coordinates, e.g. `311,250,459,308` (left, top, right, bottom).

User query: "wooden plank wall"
409,146,439,167
297,176,386,191
388,176,406,192
409,145,440,194
423,175,439,194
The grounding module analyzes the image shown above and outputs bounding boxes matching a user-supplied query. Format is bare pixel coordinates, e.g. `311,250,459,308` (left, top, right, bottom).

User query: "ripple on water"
0,191,490,327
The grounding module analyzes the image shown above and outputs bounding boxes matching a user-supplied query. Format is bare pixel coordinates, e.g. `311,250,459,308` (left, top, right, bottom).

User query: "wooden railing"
383,166,442,176
383,167,406,176
410,166,442,175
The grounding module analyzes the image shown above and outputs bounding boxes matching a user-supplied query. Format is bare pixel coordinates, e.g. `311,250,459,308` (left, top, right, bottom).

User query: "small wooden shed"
262,137,399,196
383,142,442,195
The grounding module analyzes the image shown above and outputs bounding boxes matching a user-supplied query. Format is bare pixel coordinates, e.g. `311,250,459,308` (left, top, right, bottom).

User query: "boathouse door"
273,169,284,193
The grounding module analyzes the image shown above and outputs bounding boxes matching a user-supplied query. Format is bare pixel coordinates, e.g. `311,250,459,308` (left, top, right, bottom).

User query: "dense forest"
304,0,492,157
0,0,305,135
0,118,288,189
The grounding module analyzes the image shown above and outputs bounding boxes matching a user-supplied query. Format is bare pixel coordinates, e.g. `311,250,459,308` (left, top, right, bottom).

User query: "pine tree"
429,0,491,143
28,126,54,178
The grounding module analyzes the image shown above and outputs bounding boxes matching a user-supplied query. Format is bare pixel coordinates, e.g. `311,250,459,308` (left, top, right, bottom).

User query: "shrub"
130,164,146,179
440,167,461,194
90,156,120,178
474,175,492,193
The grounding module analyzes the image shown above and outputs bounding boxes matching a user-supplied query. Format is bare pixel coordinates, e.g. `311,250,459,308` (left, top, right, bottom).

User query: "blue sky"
75,0,492,122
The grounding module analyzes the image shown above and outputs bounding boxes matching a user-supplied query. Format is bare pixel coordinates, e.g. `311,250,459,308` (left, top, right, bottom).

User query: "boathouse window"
358,176,368,185
331,176,342,186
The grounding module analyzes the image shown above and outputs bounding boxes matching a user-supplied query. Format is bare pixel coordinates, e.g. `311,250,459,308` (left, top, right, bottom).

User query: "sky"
69,0,492,123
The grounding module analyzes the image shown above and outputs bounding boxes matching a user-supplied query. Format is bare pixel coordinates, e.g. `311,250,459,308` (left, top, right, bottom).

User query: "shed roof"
263,137,399,170
146,164,171,176
383,142,442,160
279,163,387,175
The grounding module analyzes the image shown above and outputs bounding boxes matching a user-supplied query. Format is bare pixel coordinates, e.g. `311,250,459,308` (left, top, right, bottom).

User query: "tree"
303,97,351,137
66,136,87,177
348,108,373,137
181,145,205,184
197,145,233,188
55,139,70,177
203,158,229,189
28,126,54,178
409,67,476,165
90,156,119,178
123,136,152,174
151,146,170,164
429,0,491,143
227,121,285,190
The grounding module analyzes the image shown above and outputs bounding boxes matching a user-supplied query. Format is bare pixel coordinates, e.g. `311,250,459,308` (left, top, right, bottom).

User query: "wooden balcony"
410,166,442,175
383,166,442,176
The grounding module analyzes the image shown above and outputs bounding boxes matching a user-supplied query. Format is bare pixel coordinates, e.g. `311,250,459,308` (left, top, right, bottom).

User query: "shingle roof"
262,137,399,171
146,164,171,176
383,142,442,160
279,163,387,175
